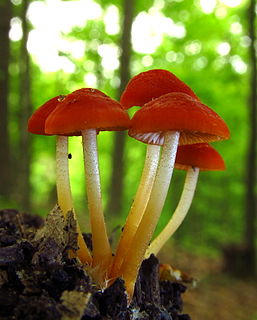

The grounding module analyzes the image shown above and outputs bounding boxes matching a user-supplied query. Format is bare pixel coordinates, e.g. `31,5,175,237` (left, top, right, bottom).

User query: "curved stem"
82,129,112,280
110,144,161,278
145,166,199,258
120,131,180,302
77,230,93,265
56,136,92,265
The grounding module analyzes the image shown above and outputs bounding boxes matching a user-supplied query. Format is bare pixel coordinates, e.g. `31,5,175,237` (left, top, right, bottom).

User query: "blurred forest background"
0,0,256,318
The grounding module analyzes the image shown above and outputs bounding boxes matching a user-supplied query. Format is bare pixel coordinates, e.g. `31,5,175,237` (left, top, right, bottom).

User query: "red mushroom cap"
129,92,230,145
45,88,131,135
120,69,199,109
175,143,226,171
27,95,65,135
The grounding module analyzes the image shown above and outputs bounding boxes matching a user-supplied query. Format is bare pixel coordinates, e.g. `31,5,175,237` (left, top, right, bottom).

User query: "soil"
0,208,191,320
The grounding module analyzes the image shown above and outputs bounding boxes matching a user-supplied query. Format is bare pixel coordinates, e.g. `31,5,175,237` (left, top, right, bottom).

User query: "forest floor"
158,244,257,320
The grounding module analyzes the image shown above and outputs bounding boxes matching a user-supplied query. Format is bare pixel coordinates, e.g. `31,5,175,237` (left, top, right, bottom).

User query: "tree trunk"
0,1,12,198
106,0,135,216
244,0,256,276
17,0,32,211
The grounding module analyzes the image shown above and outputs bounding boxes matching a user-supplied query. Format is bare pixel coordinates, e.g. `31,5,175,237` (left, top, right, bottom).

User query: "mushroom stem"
110,144,161,278
56,135,72,215
82,129,112,278
120,131,180,301
56,135,92,265
145,166,199,258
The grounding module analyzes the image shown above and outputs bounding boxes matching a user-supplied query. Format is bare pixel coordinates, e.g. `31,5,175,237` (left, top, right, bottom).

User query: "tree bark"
244,0,256,275
17,0,32,210
0,1,12,198
106,0,135,216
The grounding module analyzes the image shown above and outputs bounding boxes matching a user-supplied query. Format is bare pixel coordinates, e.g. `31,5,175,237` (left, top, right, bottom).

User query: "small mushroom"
146,143,226,258
28,95,92,265
45,88,131,284
120,92,230,300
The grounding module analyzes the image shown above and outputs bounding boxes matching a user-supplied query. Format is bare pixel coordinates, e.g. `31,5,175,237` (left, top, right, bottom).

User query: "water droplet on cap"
58,95,66,102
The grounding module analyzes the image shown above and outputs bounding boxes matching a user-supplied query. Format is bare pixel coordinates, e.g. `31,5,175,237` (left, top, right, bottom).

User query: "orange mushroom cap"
120,69,199,109
175,143,225,171
45,88,131,135
27,95,65,135
129,92,230,146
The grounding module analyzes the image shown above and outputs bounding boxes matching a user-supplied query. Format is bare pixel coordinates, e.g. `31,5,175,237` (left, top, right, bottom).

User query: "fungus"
119,92,230,300
45,88,131,284
146,143,225,258
111,69,198,279
120,69,199,109
28,95,92,265
27,69,230,307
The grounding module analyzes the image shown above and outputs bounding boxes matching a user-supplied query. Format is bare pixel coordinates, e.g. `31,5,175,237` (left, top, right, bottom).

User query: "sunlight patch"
84,73,97,87
185,41,202,56
217,42,231,56
104,5,120,35
9,17,23,42
230,55,247,74
142,55,154,67
200,0,216,14
98,44,120,71
132,11,186,54
230,22,242,34
220,0,243,7
26,0,102,73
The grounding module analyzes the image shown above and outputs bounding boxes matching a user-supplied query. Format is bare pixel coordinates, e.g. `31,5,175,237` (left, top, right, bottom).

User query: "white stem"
120,131,180,301
110,144,160,278
56,136,73,215
82,129,112,275
56,135,92,264
146,166,199,258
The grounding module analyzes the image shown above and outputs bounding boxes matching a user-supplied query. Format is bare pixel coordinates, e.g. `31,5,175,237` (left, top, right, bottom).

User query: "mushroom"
110,69,198,279
28,95,92,265
146,143,226,258
120,68,199,109
45,88,131,284
119,92,230,300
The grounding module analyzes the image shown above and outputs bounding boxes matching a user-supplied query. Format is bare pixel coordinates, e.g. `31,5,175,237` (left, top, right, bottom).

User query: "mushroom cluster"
28,69,230,303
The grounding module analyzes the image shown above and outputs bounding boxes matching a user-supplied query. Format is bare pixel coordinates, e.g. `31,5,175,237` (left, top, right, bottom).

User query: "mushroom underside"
130,131,223,146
